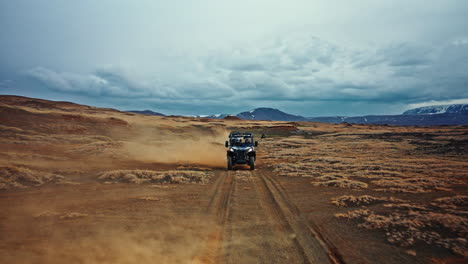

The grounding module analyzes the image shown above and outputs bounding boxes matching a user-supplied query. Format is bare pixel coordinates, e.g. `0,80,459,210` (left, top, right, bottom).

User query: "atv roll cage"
225,132,258,147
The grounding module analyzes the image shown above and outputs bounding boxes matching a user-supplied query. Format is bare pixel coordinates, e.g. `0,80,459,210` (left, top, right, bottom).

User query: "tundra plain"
0,95,466,264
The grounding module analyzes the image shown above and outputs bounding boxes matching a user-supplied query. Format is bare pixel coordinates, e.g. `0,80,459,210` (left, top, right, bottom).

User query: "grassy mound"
0,166,64,189
98,170,213,184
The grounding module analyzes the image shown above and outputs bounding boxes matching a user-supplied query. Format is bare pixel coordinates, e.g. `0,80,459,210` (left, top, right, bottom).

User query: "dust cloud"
1,218,218,264
121,125,229,168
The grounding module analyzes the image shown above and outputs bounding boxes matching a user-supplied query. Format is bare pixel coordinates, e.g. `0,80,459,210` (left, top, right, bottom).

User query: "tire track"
205,171,226,214
194,171,235,263
256,170,345,264
252,170,311,263
264,171,346,264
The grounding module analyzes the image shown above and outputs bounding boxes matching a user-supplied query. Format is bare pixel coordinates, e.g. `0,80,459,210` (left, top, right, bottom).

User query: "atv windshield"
232,137,254,147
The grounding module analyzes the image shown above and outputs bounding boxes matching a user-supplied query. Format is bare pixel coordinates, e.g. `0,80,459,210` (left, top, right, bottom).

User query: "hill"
237,108,307,121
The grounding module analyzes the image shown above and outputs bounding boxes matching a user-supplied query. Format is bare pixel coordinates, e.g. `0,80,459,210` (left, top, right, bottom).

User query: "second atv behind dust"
225,132,258,170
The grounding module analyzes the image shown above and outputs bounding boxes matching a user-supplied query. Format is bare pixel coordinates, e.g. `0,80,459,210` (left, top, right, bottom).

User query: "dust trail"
122,126,229,168
1,220,217,264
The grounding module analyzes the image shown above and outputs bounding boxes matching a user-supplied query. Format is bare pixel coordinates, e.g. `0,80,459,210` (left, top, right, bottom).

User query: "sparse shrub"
312,179,368,189
272,162,315,177
383,203,429,211
335,209,468,257
317,174,347,181
234,171,254,181
34,211,61,217
358,170,404,179
137,196,161,201
98,170,213,184
67,141,123,156
335,209,371,219
434,195,468,207
35,211,88,220
331,195,405,206
372,177,452,193
0,166,64,189
60,212,88,220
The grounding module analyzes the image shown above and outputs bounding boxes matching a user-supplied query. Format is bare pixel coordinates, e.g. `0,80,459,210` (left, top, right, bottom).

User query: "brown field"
0,95,467,263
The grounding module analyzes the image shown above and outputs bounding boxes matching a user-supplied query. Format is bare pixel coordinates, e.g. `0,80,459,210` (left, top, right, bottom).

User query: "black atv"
225,132,258,170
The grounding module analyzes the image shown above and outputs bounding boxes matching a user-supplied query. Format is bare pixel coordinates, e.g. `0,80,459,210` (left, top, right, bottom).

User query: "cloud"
0,79,12,90
24,32,468,115
25,66,234,100
216,35,468,103
380,43,433,67
452,37,468,46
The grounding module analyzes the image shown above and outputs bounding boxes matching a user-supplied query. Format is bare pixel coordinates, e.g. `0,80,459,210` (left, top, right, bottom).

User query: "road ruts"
193,171,235,264
195,169,345,264
255,170,346,264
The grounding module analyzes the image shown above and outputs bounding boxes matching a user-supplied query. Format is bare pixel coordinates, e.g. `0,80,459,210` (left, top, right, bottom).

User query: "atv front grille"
236,150,247,161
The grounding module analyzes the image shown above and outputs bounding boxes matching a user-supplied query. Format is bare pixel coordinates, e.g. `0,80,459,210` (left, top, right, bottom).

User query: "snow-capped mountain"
236,108,307,121
403,104,468,115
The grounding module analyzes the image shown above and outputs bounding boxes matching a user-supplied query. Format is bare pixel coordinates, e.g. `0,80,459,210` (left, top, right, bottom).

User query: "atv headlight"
247,147,253,152
229,148,234,152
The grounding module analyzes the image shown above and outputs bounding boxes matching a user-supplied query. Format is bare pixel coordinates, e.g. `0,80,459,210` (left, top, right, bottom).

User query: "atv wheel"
227,156,233,170
249,157,255,170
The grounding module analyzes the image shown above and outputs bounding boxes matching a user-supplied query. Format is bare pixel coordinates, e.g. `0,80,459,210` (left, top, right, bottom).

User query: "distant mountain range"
306,113,468,126
127,104,468,125
128,110,165,116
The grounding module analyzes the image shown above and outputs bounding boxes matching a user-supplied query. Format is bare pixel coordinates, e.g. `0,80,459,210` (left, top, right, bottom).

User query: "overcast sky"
1,0,468,116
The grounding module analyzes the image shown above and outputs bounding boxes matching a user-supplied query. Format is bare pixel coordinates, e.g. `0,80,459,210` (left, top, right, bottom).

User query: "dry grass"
336,209,468,257
0,165,64,189
34,210,61,217
55,180,81,186
316,174,348,181
34,211,88,219
234,171,254,181
60,212,88,220
259,124,468,258
137,196,161,201
372,177,454,193
335,209,371,219
272,162,316,177
149,185,176,189
356,170,405,179
382,203,430,211
67,141,124,157
312,178,368,189
331,195,405,207
98,170,213,184
433,195,468,207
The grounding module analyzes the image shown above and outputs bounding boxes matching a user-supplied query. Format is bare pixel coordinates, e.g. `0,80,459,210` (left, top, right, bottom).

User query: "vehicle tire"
227,156,233,170
249,157,255,170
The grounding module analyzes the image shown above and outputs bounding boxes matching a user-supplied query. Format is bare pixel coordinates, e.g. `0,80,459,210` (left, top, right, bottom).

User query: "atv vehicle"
225,132,258,170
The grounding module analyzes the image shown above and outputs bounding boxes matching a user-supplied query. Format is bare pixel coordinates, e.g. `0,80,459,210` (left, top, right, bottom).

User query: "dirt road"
196,169,344,264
